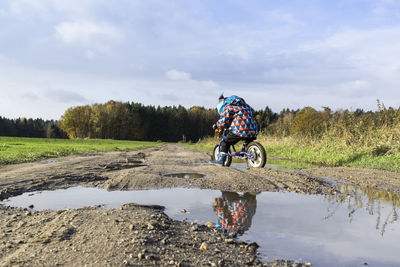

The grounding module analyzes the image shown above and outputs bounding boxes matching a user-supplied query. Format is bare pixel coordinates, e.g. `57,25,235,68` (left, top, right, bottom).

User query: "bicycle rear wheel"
212,144,232,167
246,142,266,168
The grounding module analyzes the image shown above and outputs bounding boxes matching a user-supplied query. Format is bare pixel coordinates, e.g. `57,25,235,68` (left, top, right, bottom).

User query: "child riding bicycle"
210,94,258,166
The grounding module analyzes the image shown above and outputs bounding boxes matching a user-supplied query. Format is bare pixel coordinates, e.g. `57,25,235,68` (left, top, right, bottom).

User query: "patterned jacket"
216,96,258,138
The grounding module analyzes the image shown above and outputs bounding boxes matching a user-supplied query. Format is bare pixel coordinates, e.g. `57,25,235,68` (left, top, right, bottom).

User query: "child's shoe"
210,152,227,166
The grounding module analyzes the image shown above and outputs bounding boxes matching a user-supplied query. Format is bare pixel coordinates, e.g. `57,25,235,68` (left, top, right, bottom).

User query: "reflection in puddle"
163,172,206,179
2,186,400,266
206,156,316,172
230,158,316,172
326,184,400,237
214,192,257,235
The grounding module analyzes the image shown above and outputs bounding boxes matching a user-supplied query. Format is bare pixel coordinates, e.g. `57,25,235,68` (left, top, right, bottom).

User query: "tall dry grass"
259,103,400,170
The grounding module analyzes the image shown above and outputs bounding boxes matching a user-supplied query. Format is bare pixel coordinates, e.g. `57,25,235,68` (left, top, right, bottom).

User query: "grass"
0,137,161,165
185,135,400,172
257,135,400,172
182,139,215,152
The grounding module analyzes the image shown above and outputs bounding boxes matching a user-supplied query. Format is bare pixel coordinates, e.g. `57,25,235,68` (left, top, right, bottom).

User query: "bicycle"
211,130,267,168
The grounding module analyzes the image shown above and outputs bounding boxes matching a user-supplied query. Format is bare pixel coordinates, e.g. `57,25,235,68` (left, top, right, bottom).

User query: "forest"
58,101,219,142
1,100,399,145
0,117,67,139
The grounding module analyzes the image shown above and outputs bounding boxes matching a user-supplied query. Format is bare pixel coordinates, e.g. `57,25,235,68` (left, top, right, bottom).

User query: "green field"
258,136,400,172
0,137,160,165
186,135,400,172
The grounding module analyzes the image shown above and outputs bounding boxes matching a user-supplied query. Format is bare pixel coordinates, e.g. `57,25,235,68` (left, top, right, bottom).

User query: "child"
210,94,258,166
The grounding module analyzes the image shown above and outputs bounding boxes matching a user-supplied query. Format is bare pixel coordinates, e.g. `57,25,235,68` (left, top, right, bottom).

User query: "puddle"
318,176,345,187
267,158,319,169
230,162,248,171
2,186,400,266
82,153,100,157
100,161,147,170
40,159,59,163
163,172,206,179
229,157,316,172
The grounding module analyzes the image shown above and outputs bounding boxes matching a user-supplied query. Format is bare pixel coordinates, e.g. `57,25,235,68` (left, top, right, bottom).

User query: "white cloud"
321,28,400,82
201,80,218,89
0,63,94,119
334,80,375,98
22,92,40,101
373,6,389,16
9,0,46,16
373,0,399,16
1,0,400,118
165,69,192,81
86,49,95,59
54,20,123,46
225,46,250,60
264,10,303,26
165,69,219,91
45,89,88,103
7,0,99,18
281,26,400,98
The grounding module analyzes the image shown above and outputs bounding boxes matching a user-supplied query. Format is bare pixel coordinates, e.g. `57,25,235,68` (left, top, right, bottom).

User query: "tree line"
1,100,274,142
2,99,398,143
58,100,283,142
59,100,220,142
0,117,67,139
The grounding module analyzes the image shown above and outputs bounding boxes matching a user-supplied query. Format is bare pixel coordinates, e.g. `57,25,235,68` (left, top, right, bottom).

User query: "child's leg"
220,133,242,153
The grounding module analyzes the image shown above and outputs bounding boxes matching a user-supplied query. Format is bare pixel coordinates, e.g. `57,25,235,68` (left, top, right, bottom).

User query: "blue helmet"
217,93,226,114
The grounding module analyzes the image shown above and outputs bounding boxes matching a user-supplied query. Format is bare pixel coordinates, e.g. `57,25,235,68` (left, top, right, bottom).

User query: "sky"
1,0,400,120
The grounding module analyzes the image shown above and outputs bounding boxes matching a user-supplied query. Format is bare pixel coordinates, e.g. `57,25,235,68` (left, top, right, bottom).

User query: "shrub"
290,107,327,138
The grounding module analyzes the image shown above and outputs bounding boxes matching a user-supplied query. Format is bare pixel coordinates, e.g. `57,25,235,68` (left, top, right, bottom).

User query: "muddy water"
163,172,207,179
231,157,316,172
2,186,400,266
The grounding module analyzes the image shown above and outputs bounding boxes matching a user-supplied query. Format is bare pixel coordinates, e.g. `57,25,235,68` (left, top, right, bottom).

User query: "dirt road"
0,144,399,266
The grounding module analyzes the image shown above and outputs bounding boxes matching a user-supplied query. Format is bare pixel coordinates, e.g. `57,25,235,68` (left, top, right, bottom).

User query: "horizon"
1,98,393,121
1,0,400,120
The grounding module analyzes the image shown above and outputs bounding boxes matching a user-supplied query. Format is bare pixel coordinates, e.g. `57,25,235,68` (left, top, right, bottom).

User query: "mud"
0,144,399,266
299,167,400,194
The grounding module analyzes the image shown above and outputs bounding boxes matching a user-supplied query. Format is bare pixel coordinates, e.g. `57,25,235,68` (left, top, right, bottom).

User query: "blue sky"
1,0,400,119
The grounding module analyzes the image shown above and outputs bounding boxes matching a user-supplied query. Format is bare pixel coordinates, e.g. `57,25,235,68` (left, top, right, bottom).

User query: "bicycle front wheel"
246,142,266,168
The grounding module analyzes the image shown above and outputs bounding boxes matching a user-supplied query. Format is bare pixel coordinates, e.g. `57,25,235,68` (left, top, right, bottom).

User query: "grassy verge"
182,139,215,152
185,135,400,172
258,135,400,172
0,137,161,165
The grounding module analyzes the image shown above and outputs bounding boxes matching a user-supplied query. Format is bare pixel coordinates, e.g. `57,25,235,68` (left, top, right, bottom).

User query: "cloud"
7,0,99,19
225,46,250,60
1,0,400,118
201,80,218,89
9,0,46,16
165,69,192,81
86,49,96,59
159,92,179,102
45,89,88,103
264,10,304,26
372,0,400,16
22,92,40,101
165,69,219,91
255,25,400,104
303,27,400,83
54,20,123,46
